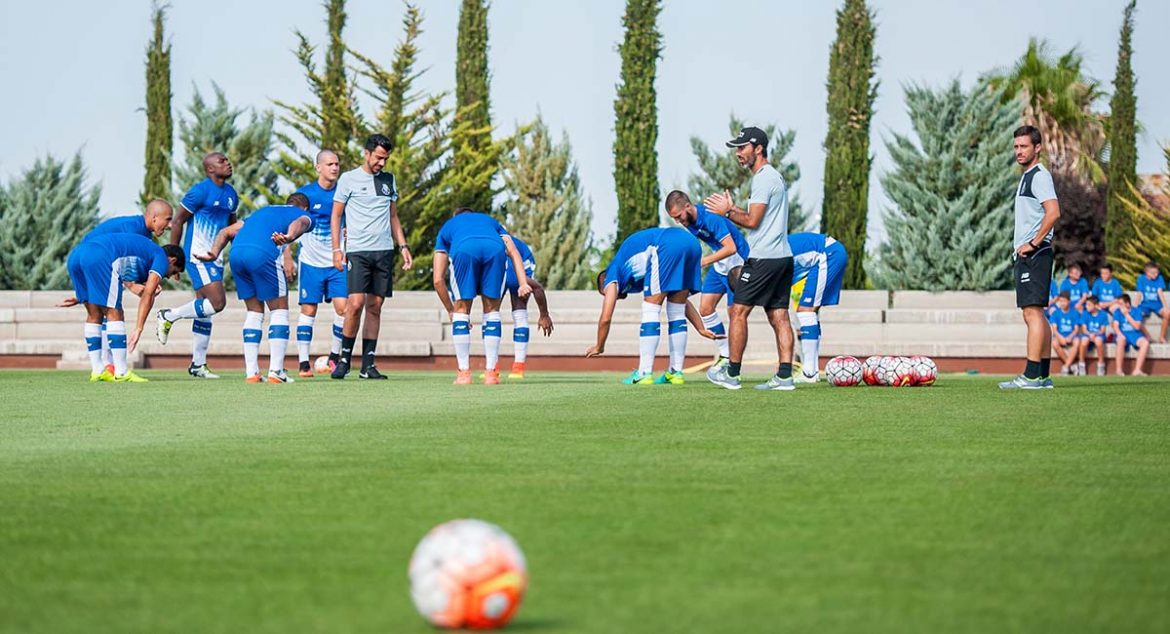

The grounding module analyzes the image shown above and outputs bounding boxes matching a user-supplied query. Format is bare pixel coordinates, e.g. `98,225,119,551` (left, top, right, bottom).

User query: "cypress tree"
613,0,662,241
501,116,595,289
1106,0,1138,264
140,2,173,207
687,115,807,231
454,0,494,211
820,0,878,288
873,80,1019,291
0,154,100,290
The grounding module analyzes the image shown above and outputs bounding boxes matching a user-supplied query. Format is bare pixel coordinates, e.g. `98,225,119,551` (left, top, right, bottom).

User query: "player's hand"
400,247,413,271
538,314,554,336
154,284,163,296
703,190,734,215
585,344,604,357
128,327,142,353
271,232,294,246
333,250,346,271
283,258,296,281
195,251,218,262
697,327,726,341
517,282,532,298
56,297,80,308
1016,242,1036,257
127,283,147,298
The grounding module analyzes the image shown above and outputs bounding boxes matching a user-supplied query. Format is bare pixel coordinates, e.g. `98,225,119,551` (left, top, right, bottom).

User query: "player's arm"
701,234,738,268
331,200,346,271
585,283,619,357
1017,199,1061,256
169,206,192,246
529,277,553,336
199,221,243,261
432,251,455,316
684,299,722,340
501,235,531,298
128,272,164,353
703,190,766,229
282,244,297,280
272,217,312,246
390,201,412,270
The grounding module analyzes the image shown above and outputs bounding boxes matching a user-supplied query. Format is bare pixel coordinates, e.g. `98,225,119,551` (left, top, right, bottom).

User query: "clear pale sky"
2,0,1168,246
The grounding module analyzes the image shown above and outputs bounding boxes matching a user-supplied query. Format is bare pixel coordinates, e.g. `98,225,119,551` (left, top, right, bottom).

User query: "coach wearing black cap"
702,127,796,391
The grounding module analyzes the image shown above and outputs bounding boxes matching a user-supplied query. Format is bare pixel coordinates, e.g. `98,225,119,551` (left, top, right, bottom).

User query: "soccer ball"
886,356,915,387
825,355,862,386
314,355,332,373
409,519,528,630
909,355,938,386
862,356,884,386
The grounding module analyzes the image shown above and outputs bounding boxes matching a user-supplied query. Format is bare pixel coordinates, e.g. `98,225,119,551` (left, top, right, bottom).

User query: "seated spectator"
1050,291,1082,375
1058,264,1090,310
1111,294,1151,377
1091,263,1123,313
1080,295,1111,376
1047,279,1059,315
1135,261,1169,343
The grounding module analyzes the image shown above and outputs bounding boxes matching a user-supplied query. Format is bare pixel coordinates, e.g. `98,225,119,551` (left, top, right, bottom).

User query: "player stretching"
156,152,239,379
62,234,185,382
331,135,412,380
788,232,849,382
1000,125,1061,390
587,227,716,385
664,190,748,373
64,200,174,379
284,150,347,377
501,236,553,379
196,195,313,383
432,209,532,385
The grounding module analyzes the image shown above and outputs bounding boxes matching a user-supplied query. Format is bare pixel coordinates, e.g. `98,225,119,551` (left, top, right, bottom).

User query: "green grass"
1,370,1168,633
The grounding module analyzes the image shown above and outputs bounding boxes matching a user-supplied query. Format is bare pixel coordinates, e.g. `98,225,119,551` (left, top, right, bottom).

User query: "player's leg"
329,296,347,367
333,251,371,379
242,297,266,382
187,281,226,378
631,292,665,384
266,296,292,383
156,259,223,349
663,289,690,382
1133,337,1150,376
99,317,113,376
358,250,393,379
754,257,797,391
508,291,531,379
477,245,508,384
451,298,475,384
83,303,109,381
104,306,140,381
698,273,730,364
296,302,318,377
482,295,504,383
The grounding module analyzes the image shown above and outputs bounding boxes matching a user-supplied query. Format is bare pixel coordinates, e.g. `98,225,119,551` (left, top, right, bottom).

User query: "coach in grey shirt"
703,126,796,391
329,134,412,380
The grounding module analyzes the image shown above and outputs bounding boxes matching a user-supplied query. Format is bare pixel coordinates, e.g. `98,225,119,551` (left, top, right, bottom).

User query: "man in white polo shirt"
329,134,412,380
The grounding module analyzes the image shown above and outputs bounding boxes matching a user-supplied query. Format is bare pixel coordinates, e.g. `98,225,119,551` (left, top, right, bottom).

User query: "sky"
2,0,1168,248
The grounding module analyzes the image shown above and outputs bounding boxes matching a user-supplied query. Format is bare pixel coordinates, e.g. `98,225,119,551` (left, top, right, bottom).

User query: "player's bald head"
142,198,175,236
315,149,338,165
202,152,225,172
143,198,173,217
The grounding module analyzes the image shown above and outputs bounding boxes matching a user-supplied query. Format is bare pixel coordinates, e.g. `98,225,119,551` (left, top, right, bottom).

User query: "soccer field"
1,371,1168,633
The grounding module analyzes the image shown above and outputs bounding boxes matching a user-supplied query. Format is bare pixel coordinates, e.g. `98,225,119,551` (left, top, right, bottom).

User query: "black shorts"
1013,242,1053,308
346,250,394,297
733,257,793,309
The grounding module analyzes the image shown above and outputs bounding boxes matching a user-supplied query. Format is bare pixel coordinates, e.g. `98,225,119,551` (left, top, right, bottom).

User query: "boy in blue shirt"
1057,264,1090,310
195,194,313,383
1090,264,1123,313
1111,294,1151,376
1080,295,1112,376
1049,292,1081,375
1135,261,1168,343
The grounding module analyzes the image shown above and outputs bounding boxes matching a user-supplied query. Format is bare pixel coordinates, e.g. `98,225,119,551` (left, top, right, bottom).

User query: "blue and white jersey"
684,204,749,274
505,236,536,278
789,232,834,283
1082,309,1110,335
1112,306,1142,334
233,205,312,260
1058,277,1089,305
295,181,338,268
85,215,150,241
1051,306,1080,337
85,233,170,283
1091,277,1123,303
1136,273,1166,308
434,212,508,254
181,178,239,266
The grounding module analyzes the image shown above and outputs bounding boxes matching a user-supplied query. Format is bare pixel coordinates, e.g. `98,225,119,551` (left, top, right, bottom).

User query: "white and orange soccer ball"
862,356,883,386
314,355,332,374
886,356,915,387
909,355,938,386
409,519,528,630
826,355,863,386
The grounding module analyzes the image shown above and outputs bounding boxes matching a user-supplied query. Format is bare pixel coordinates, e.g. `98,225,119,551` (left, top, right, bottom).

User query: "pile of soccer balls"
824,355,938,387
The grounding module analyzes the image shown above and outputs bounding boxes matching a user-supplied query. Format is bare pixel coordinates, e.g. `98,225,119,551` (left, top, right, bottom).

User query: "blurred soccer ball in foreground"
409,519,528,629
314,355,331,373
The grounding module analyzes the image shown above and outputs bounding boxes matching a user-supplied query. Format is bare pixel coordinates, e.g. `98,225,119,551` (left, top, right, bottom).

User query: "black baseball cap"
726,126,768,149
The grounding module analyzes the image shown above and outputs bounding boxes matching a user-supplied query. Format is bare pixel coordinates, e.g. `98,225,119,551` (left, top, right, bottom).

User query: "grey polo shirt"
333,166,398,253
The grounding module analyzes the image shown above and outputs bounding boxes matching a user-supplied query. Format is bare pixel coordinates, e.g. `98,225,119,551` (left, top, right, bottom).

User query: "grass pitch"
1,370,1168,633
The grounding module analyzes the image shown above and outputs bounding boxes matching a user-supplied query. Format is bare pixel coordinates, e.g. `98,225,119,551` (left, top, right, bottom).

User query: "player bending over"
157,152,239,379
788,231,849,383
1111,294,1151,376
62,234,185,382
664,190,748,373
196,194,313,383
432,208,532,385
500,236,553,379
586,227,719,385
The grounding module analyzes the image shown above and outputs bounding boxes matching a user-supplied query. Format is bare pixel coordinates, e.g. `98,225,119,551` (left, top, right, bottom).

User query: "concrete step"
892,291,1017,309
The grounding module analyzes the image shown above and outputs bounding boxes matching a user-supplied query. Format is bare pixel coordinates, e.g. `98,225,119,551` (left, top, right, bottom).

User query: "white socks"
483,311,502,371
452,313,471,370
106,320,128,376
797,311,820,377
100,319,112,367
639,301,662,375
84,322,103,373
297,313,315,363
331,314,345,355
512,309,530,363
192,318,213,366
166,298,214,321
701,312,729,359
242,311,264,377
268,309,290,373
666,302,687,373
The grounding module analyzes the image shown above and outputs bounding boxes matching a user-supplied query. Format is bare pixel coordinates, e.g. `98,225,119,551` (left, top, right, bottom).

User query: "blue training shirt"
789,232,834,282
1112,306,1142,334
1082,309,1110,335
1136,274,1166,308
504,236,536,277
181,178,239,265
294,181,339,269
1058,277,1090,304
84,233,169,283
85,215,150,240
1091,278,1123,303
1051,306,1080,337
685,204,749,273
233,205,313,260
434,212,508,253
604,227,692,297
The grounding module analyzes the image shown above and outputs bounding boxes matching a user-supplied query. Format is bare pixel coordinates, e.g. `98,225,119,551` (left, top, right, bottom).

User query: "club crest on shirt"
380,183,390,195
